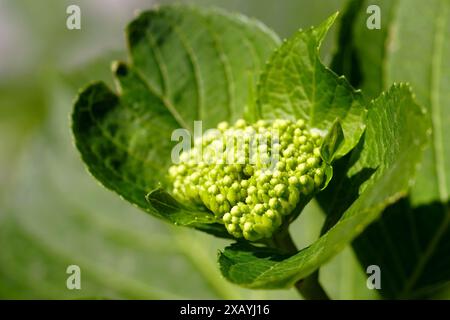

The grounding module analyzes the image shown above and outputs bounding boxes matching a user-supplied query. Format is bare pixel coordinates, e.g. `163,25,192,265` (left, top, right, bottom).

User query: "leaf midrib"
192,9,235,121
135,7,270,131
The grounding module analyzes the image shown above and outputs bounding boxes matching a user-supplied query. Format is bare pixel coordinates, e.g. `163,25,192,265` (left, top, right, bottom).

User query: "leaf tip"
323,11,340,28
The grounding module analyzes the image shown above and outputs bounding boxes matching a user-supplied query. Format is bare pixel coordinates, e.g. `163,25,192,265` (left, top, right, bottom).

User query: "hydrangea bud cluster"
169,119,324,241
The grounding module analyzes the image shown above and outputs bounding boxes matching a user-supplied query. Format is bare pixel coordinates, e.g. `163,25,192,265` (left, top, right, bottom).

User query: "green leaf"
318,120,346,192
329,0,365,95
146,188,216,225
256,13,366,159
145,188,232,237
219,84,429,288
71,5,280,233
337,0,450,298
387,0,450,206
321,119,345,164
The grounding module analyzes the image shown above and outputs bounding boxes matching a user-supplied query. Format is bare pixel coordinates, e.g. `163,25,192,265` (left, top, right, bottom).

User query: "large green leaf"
256,13,367,159
71,5,280,234
334,0,450,298
387,0,450,206
383,0,450,297
219,84,429,288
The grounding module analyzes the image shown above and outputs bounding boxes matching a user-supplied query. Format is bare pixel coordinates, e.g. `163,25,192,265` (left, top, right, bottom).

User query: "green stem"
272,230,330,300
295,272,329,300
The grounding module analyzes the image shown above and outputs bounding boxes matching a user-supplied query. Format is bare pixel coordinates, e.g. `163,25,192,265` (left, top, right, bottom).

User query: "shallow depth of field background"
0,0,381,299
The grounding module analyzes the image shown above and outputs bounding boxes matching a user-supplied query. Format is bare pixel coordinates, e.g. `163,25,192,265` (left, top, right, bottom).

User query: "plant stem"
272,230,330,300
295,272,329,300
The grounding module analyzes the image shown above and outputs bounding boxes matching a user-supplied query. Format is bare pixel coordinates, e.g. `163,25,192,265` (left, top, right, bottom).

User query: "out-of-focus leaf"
335,0,450,298
331,0,396,100
0,83,46,207
387,0,450,206
319,247,380,299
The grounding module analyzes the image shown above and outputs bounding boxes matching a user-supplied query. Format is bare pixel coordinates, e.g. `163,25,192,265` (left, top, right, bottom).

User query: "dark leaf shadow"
353,199,450,299
317,132,377,233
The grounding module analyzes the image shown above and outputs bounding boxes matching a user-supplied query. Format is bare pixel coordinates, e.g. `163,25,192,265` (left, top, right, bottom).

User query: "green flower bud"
218,121,229,131
223,212,232,223
243,221,253,232
274,184,286,197
288,176,298,185
268,198,279,209
169,118,325,241
306,157,319,168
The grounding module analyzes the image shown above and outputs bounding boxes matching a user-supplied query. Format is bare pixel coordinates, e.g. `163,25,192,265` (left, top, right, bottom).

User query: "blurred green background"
0,0,378,299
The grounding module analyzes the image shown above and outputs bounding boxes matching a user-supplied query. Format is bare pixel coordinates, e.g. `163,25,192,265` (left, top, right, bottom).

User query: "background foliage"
1,0,448,299
332,0,450,299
